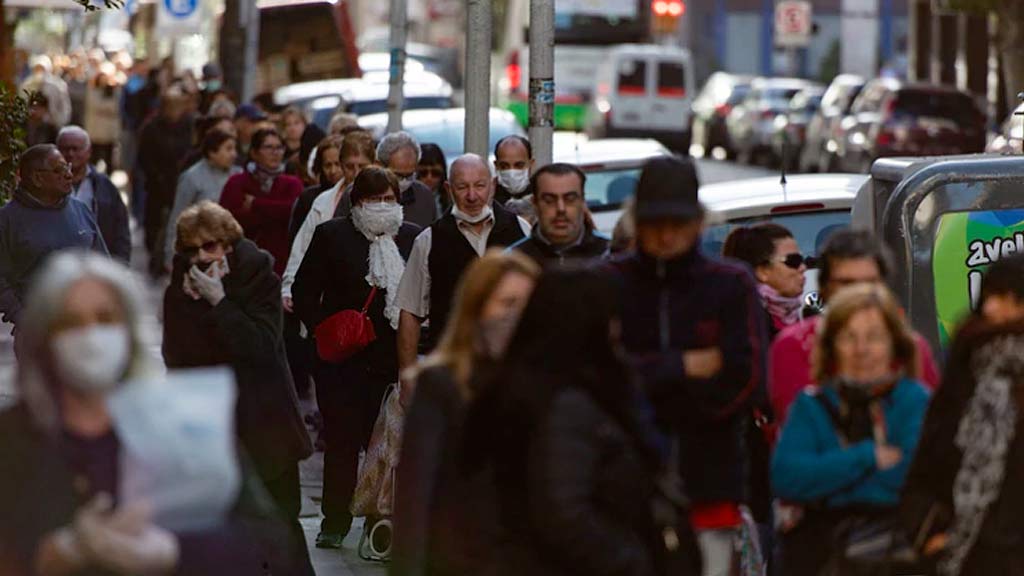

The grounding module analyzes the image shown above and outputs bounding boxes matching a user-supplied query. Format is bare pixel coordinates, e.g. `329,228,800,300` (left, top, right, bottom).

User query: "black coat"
901,319,1024,575
82,167,131,263
291,218,420,377
288,183,329,246
162,238,313,481
492,387,662,576
509,226,609,267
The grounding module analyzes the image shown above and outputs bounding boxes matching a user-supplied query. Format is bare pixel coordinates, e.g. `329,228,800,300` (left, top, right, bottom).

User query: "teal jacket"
771,378,930,509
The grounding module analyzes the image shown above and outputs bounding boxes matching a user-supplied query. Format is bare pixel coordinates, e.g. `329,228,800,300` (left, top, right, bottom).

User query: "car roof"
554,138,671,168
700,173,866,219
751,77,819,90
358,52,426,74
274,71,451,105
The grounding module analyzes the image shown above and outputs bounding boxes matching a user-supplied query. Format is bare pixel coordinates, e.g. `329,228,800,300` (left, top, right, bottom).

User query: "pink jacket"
768,315,940,424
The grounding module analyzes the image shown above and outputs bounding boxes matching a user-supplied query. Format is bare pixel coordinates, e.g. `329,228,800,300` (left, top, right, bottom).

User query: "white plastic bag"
108,367,241,532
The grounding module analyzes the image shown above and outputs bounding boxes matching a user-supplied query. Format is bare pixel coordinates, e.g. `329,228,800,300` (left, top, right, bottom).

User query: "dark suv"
837,79,986,173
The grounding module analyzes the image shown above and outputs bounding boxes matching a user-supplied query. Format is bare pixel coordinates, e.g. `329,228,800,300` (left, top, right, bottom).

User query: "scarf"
940,335,1022,576
247,161,284,194
757,283,802,327
351,203,406,330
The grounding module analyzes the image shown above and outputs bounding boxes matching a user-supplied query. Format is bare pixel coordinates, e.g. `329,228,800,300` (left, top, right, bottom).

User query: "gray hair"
17,251,158,435
376,131,421,166
56,125,91,148
208,99,237,120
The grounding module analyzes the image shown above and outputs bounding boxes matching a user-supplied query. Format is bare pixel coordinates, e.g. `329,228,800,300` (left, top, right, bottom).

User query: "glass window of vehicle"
701,210,851,260
617,60,647,95
404,118,526,161
583,167,641,210
726,84,752,106
657,61,687,97
790,91,823,113
851,84,887,114
892,89,980,126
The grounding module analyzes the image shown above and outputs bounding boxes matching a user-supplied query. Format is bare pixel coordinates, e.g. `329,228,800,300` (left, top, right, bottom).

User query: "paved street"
0,157,773,575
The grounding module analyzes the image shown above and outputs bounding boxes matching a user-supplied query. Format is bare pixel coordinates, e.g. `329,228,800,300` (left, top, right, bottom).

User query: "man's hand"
683,347,723,379
282,296,294,313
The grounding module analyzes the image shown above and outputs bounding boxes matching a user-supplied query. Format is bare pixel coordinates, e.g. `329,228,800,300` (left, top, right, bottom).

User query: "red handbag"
314,287,378,363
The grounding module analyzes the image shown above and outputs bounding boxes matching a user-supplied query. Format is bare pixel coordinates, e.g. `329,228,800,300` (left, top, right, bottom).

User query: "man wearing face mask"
292,167,421,548
396,154,532,385
0,144,107,331
508,162,608,266
493,135,536,223
606,156,768,576
369,131,438,228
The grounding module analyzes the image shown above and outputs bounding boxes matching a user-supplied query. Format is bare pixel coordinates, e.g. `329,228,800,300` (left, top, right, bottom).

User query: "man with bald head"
57,126,131,262
395,154,531,369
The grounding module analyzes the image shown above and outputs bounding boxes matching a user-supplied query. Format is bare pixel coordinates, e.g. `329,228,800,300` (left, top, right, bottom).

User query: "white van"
587,44,696,151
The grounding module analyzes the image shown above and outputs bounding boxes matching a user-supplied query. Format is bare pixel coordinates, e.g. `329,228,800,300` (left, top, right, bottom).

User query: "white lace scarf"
940,335,1022,576
351,203,405,330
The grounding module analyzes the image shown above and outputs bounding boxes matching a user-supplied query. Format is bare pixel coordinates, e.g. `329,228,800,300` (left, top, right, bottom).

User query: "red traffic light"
653,0,685,17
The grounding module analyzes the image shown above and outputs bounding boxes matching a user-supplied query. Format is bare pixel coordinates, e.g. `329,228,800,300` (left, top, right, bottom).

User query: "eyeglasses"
182,240,221,258
772,253,816,270
362,195,398,204
260,144,286,152
46,162,72,175
417,167,444,179
393,171,416,181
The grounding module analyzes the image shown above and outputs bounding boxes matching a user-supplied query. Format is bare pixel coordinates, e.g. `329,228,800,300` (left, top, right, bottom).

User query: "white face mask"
352,201,404,238
497,169,530,195
52,325,131,393
452,204,494,225
398,175,416,193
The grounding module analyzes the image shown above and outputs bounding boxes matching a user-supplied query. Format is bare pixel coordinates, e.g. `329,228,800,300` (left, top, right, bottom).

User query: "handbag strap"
361,286,379,314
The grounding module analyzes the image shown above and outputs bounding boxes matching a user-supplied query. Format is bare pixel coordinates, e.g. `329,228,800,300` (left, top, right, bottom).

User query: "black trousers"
315,357,390,534
284,312,313,399
261,462,316,576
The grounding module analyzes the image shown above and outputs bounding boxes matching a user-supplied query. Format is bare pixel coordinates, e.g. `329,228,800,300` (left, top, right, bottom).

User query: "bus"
257,0,361,93
497,0,650,131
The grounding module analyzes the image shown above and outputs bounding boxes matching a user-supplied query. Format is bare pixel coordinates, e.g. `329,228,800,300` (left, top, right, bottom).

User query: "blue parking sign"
164,0,197,18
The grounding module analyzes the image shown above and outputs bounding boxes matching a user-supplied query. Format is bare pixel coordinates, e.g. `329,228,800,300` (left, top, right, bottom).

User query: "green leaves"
0,85,29,204
72,0,126,11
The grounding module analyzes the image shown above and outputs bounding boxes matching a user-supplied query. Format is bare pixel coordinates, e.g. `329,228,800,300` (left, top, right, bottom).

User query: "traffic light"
652,0,685,35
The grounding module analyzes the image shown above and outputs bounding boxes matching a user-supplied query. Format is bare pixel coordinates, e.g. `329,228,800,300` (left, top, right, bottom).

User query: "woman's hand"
683,347,722,379
243,195,255,211
923,533,948,556
189,263,227,306
874,444,903,470
282,296,294,313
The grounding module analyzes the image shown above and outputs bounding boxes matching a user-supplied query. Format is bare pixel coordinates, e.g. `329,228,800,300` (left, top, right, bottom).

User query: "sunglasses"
183,240,221,258
417,167,444,178
772,253,817,270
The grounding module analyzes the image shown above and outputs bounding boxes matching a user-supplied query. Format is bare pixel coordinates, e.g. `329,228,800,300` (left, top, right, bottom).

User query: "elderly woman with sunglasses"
162,201,315,575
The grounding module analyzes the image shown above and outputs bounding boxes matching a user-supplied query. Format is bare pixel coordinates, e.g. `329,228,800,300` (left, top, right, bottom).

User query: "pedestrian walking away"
0,144,108,331
392,250,540,576
395,154,531,367
772,284,929,576
606,155,768,576
508,162,608,266
292,167,421,549
162,201,315,576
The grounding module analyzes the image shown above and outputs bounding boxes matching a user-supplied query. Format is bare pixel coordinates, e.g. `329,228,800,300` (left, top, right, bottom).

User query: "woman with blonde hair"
771,283,930,576
392,250,541,576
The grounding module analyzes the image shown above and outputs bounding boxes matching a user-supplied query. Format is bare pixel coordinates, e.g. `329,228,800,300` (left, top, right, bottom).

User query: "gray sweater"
164,159,241,269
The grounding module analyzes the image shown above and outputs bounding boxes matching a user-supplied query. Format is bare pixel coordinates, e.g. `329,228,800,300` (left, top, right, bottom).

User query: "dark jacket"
509,225,609,267
0,189,107,326
901,319,1024,575
288,183,330,246
219,172,304,278
162,239,313,481
81,167,131,263
393,366,501,576
492,387,662,576
0,404,289,576
494,182,533,206
606,249,768,505
291,218,420,377
138,114,194,204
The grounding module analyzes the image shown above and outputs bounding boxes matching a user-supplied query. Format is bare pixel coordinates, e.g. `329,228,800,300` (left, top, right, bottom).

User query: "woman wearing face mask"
771,284,930,576
219,127,304,277
0,251,284,575
722,223,808,340
163,129,242,273
162,201,315,576
392,250,540,576
418,143,449,215
292,167,421,549
459,268,696,576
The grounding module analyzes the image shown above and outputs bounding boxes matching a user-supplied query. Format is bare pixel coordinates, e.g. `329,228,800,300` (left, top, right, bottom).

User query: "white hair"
17,250,158,434
376,131,422,166
208,99,237,120
56,125,91,149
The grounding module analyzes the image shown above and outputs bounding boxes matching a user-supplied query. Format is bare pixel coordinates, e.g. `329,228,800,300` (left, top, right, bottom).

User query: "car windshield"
405,119,526,160
312,96,454,129
701,210,851,259
584,167,641,211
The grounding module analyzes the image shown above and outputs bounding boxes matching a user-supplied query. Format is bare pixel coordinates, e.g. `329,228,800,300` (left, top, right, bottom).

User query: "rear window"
702,210,851,260
763,88,802,103
893,90,979,125
726,84,751,105
617,60,647,96
657,61,687,97
583,167,642,211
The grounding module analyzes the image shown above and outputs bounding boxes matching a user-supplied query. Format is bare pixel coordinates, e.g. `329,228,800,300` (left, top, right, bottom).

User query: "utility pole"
240,0,260,104
464,0,491,157
386,0,407,133
528,0,554,167
0,0,13,88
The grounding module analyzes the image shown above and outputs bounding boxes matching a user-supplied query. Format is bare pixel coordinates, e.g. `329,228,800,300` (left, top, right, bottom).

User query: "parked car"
771,86,826,171
691,72,753,158
274,70,454,129
836,79,987,173
586,44,696,152
799,74,865,173
726,77,822,165
986,101,1024,154
356,108,526,164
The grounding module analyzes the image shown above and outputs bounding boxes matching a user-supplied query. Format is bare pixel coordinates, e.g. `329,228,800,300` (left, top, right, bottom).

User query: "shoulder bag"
314,287,378,363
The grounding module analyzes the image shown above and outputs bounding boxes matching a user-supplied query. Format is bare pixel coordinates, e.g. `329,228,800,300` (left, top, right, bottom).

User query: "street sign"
775,1,812,48
156,0,202,36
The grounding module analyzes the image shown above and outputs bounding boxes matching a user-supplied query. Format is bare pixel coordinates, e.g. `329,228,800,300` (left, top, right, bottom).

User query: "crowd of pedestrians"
6,50,1024,576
